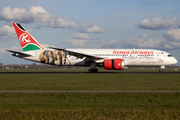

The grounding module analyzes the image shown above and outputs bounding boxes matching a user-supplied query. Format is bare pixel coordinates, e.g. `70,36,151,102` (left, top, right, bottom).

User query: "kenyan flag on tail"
12,23,44,52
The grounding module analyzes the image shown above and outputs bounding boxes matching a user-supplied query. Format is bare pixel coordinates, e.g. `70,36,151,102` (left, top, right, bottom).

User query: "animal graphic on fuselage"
52,50,67,65
39,50,67,65
39,50,53,64
60,50,67,65
52,50,62,65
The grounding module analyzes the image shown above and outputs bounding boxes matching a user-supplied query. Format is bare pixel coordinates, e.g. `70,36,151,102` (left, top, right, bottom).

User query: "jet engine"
104,59,124,70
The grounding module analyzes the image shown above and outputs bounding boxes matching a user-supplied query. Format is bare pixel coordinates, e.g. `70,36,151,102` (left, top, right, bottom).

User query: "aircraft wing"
6,49,32,57
49,47,104,61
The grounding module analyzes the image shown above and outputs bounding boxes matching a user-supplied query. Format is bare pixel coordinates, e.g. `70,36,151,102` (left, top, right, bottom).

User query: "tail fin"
12,23,44,52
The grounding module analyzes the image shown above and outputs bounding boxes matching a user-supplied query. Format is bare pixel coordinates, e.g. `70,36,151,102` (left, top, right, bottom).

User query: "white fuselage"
22,49,178,67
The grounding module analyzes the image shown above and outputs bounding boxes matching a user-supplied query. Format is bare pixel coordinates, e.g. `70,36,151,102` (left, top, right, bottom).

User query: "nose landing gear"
159,69,163,72
159,66,165,73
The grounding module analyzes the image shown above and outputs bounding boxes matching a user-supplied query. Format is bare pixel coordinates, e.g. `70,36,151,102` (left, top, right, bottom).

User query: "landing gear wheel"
88,69,92,73
159,69,163,72
88,68,98,73
92,69,96,73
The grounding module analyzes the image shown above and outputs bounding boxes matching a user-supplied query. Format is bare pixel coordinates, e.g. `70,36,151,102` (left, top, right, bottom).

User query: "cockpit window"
168,55,173,57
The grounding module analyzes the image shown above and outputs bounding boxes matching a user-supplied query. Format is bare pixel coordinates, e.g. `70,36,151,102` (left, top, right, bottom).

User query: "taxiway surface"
0,91,180,93
0,72,180,74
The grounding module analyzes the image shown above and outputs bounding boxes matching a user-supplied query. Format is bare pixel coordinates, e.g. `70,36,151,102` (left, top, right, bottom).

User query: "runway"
0,91,180,93
0,72,180,74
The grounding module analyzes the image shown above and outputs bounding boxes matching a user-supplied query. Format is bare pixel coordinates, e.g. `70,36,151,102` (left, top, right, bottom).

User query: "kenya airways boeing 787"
6,23,178,72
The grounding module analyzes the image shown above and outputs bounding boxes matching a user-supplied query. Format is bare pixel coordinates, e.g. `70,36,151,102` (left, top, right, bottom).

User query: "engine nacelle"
104,59,124,70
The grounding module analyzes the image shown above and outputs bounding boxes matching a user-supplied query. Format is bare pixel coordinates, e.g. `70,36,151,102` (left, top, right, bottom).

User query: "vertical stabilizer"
12,23,44,52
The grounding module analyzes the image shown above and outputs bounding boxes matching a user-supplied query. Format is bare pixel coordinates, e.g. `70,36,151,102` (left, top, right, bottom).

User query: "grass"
0,73,180,91
0,69,180,119
0,93,180,119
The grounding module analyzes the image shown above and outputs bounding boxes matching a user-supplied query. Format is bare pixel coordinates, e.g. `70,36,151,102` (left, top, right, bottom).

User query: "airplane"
6,23,178,72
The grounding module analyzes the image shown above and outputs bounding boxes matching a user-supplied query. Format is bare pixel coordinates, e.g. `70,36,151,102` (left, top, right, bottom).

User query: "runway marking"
0,91,180,93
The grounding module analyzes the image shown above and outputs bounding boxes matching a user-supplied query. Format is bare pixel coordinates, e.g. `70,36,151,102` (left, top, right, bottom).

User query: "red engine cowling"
104,59,124,70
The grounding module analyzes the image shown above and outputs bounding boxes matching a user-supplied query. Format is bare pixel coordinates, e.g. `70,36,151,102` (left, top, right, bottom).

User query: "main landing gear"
88,62,98,73
88,68,98,73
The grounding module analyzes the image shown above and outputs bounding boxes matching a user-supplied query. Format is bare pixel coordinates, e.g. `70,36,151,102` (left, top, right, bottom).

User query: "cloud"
73,33,102,40
0,6,78,29
75,23,105,33
86,23,104,33
73,33,93,39
0,25,33,42
55,28,180,50
36,21,104,33
10,46,22,51
46,18,78,29
178,21,180,28
124,34,167,48
97,39,119,48
63,39,87,48
164,29,180,42
0,6,104,33
122,30,180,50
0,25,15,36
0,25,16,42
0,6,52,23
134,16,178,30
57,38,119,49
0,46,22,58
0,46,25,65
0,48,6,53
41,43,50,48
26,28,33,33
35,18,79,29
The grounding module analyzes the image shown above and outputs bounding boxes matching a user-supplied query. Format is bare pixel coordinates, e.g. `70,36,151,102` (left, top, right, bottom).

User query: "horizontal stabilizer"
6,49,32,57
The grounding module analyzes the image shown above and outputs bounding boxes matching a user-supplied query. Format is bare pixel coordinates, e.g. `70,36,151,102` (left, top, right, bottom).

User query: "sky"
0,0,180,65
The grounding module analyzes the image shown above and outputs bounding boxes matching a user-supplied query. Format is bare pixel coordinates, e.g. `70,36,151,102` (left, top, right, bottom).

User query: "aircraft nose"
173,58,178,64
